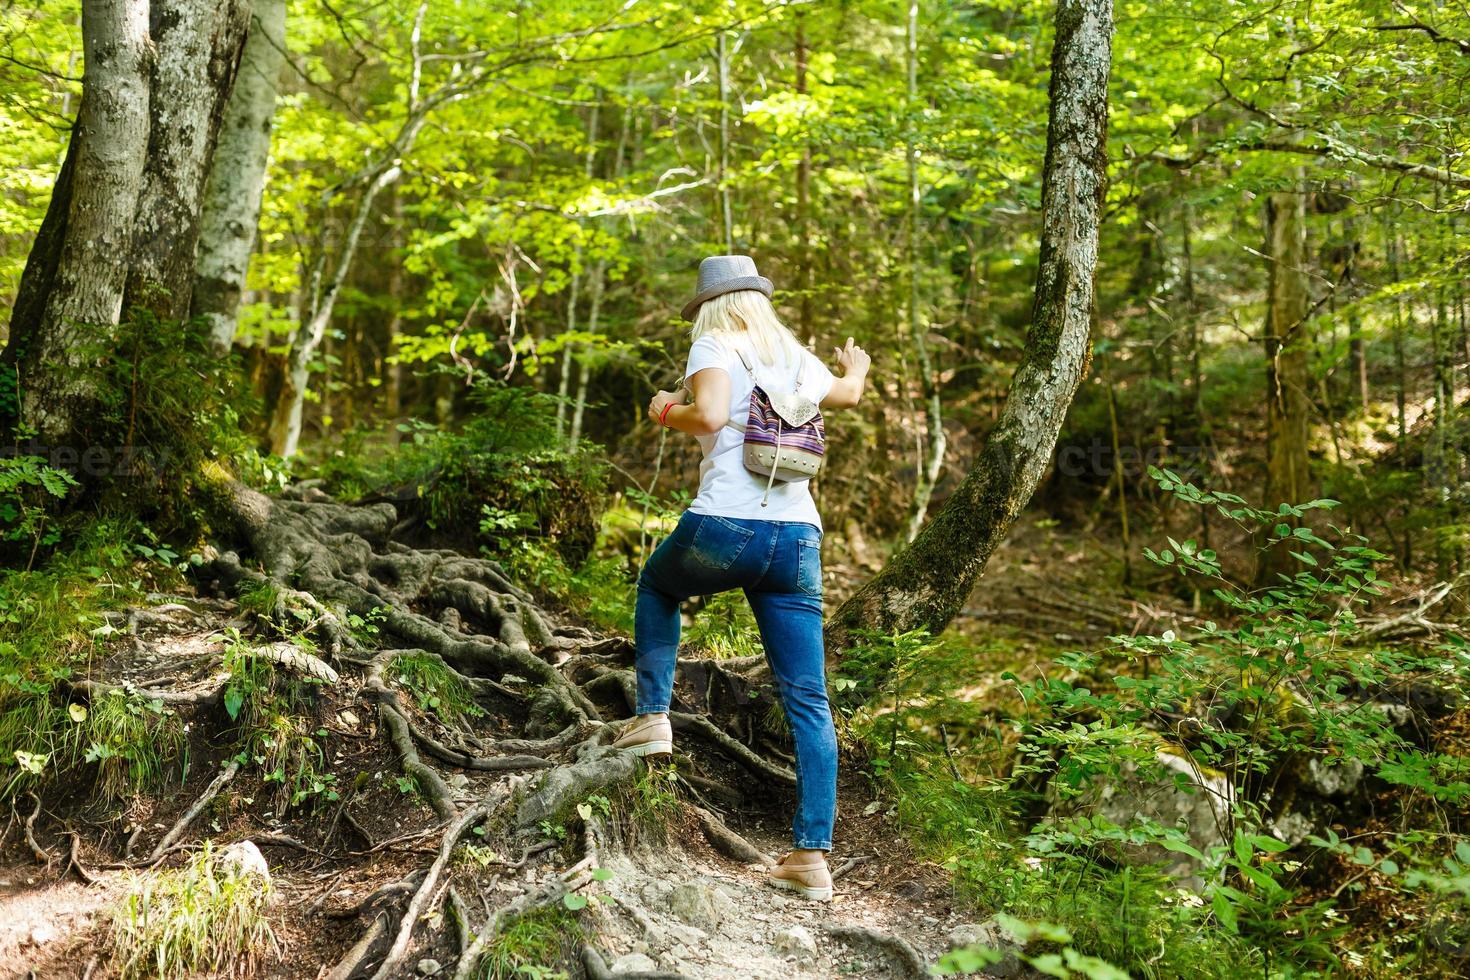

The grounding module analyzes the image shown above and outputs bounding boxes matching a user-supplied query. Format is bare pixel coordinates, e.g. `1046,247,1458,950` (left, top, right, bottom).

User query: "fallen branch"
368,792,503,980
149,760,241,863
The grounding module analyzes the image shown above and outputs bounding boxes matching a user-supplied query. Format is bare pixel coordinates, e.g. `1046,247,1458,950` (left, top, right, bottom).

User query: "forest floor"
0,512,1029,980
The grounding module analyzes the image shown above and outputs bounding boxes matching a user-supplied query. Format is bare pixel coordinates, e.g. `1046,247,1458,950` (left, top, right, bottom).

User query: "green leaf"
224,687,244,721
562,893,589,911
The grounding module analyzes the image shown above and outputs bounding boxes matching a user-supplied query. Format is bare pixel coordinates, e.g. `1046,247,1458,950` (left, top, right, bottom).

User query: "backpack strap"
734,346,758,381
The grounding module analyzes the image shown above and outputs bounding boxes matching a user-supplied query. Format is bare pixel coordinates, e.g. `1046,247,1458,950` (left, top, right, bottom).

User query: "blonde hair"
690,290,803,366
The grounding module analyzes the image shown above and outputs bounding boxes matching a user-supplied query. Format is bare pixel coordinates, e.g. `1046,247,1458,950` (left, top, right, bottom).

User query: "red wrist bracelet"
659,401,675,427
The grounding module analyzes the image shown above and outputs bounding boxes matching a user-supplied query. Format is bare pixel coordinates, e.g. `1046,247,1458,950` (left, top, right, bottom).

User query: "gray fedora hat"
681,254,773,321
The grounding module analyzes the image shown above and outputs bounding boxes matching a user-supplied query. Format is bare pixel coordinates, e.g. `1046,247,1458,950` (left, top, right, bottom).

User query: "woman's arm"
821,337,871,409
648,368,731,435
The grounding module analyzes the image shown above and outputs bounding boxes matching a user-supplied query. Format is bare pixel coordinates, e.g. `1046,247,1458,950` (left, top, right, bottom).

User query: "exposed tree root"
451,820,603,980
580,943,695,980
693,805,772,866
820,923,929,978
23,792,51,867
324,911,392,980
147,759,240,863
368,792,505,980
170,482,818,977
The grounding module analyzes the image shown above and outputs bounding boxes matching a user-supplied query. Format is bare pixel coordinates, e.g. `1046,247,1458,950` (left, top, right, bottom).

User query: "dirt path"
0,520,984,979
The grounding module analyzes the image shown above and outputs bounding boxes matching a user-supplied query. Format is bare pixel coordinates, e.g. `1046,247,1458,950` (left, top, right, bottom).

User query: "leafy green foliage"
392,651,482,726
221,632,339,811
474,906,581,980
0,519,185,804
683,590,761,659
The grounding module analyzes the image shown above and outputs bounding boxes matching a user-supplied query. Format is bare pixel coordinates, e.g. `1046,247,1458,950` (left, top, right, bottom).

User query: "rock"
1302,757,1364,797
416,958,442,975
1270,809,1316,848
219,840,270,884
946,920,1022,978
667,882,730,930
666,924,708,947
610,953,659,973
773,924,818,957
1371,701,1415,729
27,923,58,947
1048,746,1234,889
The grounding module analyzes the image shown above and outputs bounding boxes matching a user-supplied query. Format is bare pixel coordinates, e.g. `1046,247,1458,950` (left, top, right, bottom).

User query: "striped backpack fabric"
732,347,826,506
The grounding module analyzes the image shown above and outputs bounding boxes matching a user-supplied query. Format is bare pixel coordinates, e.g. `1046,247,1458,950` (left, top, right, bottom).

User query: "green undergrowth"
0,518,188,805
307,381,608,567
840,474,1470,978
393,650,483,726
221,631,339,811
110,840,278,979
476,905,583,980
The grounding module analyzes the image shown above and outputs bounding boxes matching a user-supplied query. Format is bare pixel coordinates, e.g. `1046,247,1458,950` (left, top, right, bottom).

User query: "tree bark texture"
5,0,152,444
192,0,287,354
826,0,1112,657
124,0,252,321
1256,187,1311,583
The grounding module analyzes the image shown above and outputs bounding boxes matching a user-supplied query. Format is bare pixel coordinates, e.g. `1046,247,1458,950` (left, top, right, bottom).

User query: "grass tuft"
392,651,482,726
110,841,279,979
476,906,582,980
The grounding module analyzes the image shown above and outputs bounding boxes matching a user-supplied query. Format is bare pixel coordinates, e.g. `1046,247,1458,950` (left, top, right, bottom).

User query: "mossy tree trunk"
192,0,288,354
3,0,152,446
1255,184,1312,584
4,0,250,447
826,0,1113,658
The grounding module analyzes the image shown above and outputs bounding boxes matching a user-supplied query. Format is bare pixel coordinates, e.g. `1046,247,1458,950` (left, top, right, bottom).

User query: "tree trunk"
124,0,252,321
192,0,287,354
826,0,1112,656
716,30,734,252
4,0,152,445
1256,185,1312,584
556,100,599,442
794,10,813,338
384,192,405,446
904,0,947,542
268,165,400,458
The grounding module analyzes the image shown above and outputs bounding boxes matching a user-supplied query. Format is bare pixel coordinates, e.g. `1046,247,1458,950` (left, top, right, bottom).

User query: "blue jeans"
634,511,836,851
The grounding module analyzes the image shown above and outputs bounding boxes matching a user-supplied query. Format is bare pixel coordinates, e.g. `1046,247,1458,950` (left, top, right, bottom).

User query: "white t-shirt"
683,334,836,528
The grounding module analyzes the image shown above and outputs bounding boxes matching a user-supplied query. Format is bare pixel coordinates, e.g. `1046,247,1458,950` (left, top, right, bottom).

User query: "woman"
613,255,870,902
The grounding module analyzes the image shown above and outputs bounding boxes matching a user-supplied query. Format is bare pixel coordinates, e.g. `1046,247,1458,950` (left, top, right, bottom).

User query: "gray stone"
1049,746,1234,889
667,882,730,930
416,958,442,976
1303,757,1364,797
1372,702,1415,728
610,953,658,973
945,919,1021,978
666,923,708,947
1270,810,1316,848
773,924,819,957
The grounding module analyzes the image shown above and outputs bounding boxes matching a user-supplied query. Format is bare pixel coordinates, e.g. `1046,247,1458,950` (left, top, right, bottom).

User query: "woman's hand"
822,337,870,410
833,337,870,378
648,389,682,425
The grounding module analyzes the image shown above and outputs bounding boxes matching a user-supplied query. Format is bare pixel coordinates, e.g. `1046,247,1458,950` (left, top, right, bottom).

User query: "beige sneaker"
768,851,833,901
613,713,673,757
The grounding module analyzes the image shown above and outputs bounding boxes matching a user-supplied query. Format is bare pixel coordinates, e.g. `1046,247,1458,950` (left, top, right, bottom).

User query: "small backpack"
732,347,826,506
